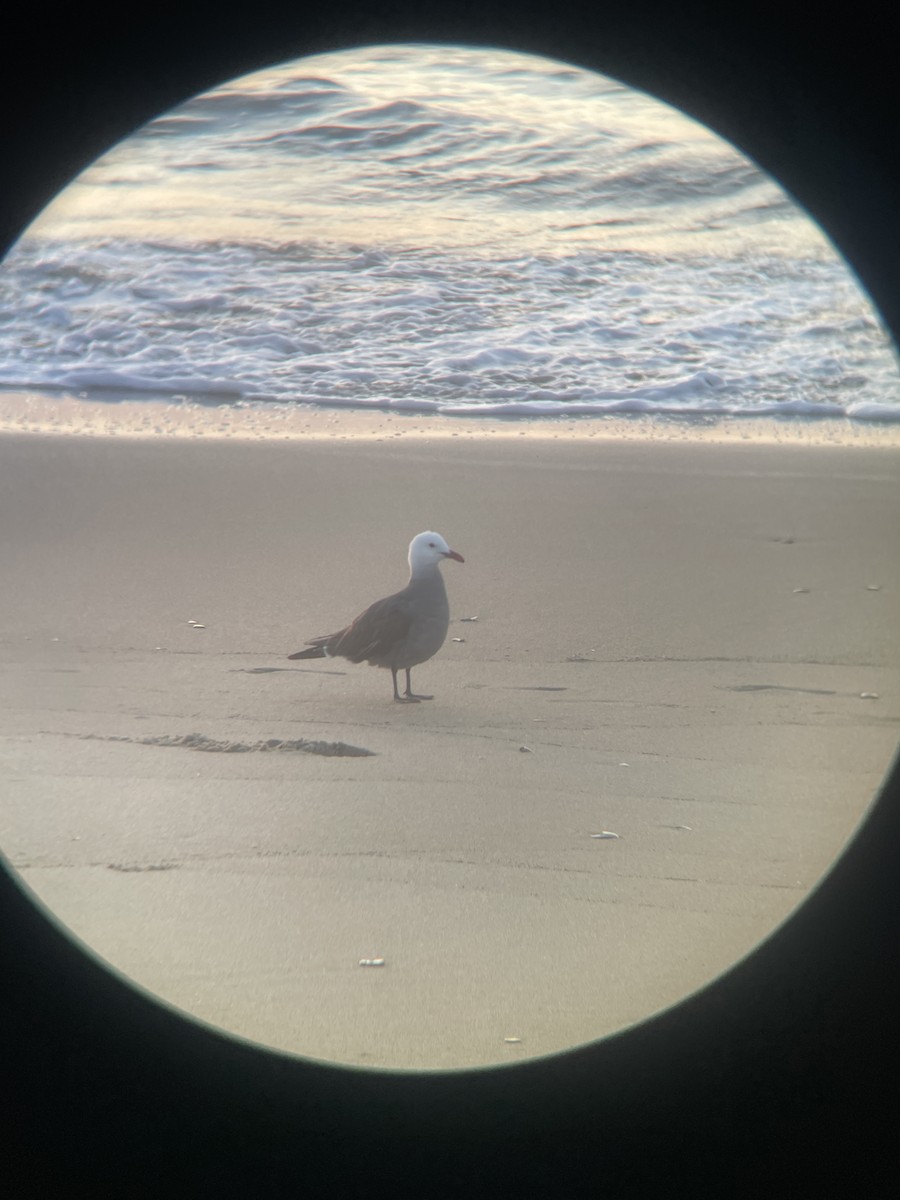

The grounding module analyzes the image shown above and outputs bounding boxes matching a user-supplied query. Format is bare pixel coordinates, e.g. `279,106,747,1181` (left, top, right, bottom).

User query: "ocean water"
1,43,898,425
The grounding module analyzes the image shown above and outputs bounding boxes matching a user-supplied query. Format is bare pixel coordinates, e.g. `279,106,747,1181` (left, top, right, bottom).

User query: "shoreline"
2,388,900,448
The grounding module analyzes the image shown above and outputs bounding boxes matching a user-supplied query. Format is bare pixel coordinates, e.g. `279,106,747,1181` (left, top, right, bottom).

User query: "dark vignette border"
2,3,899,1196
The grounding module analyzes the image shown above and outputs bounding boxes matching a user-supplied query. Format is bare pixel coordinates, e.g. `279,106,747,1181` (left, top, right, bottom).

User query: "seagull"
288,531,465,702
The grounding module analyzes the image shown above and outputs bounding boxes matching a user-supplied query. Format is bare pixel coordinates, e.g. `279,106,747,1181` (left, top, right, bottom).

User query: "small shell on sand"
451,637,465,642
358,958,386,967
503,1037,522,1044
591,831,620,839
460,615,479,622
859,692,879,700
518,745,533,753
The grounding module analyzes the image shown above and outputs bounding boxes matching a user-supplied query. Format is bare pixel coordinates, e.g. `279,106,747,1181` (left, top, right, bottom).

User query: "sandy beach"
1,407,898,1069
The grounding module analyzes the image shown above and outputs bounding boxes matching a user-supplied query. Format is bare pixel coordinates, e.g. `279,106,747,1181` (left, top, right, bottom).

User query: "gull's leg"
403,668,433,701
392,667,420,703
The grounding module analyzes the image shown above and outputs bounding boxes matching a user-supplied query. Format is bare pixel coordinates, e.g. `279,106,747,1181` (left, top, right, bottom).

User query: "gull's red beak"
444,549,465,563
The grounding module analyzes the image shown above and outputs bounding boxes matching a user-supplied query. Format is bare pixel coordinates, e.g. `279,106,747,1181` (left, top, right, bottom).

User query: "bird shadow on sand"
231,666,347,677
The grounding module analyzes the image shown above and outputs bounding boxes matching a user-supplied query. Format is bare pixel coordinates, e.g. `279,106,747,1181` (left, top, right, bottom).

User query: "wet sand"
1,416,898,1069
